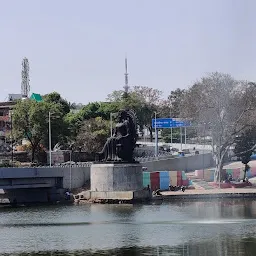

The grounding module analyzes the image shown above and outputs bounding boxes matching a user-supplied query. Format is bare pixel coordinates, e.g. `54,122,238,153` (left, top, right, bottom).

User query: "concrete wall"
91,164,143,192
142,153,214,172
62,166,90,189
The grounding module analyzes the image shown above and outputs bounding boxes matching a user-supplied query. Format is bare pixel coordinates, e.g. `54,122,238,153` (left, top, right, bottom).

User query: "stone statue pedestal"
83,163,151,203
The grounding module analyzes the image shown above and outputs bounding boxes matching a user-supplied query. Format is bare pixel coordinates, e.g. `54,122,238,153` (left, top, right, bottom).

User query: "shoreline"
74,187,256,204
159,187,256,200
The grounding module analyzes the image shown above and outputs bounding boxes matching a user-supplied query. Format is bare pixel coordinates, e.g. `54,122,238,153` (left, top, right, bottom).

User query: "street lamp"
49,112,52,167
48,111,60,167
69,149,72,191
154,112,158,158
10,110,14,164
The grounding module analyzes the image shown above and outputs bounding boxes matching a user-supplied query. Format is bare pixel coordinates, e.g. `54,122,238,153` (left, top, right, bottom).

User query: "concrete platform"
77,189,151,203
160,187,256,200
84,163,150,203
91,163,143,191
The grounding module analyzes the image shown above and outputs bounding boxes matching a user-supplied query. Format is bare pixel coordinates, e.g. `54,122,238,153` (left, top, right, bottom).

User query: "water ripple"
1,218,256,227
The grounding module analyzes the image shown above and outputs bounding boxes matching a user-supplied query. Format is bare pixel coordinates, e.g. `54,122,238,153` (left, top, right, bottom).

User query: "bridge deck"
0,183,54,189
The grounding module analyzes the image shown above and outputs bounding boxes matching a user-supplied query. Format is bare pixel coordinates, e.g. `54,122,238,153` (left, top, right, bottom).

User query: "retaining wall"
142,153,214,172
61,166,90,189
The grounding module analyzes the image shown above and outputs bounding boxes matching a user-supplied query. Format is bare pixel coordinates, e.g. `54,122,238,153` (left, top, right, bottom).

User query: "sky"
1,0,256,104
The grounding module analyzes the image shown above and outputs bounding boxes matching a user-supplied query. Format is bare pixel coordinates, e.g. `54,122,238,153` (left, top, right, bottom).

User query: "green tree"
75,117,110,154
65,111,83,141
65,101,120,142
12,99,68,162
80,101,119,120
43,92,70,115
107,86,164,141
168,88,186,117
132,86,163,141
161,128,181,143
158,89,186,118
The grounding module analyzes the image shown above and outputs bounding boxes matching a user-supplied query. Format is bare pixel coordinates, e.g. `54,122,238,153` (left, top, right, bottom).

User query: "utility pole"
69,150,72,190
170,109,173,146
154,112,158,157
203,123,206,179
185,126,187,147
10,111,14,164
180,127,183,151
49,112,52,167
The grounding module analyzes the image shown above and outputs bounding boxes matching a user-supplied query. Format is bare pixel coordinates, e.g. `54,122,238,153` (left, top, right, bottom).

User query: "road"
137,141,212,151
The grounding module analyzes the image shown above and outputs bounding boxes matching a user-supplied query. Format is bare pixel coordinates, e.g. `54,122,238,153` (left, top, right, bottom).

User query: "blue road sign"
152,118,173,128
171,120,191,127
152,119,191,128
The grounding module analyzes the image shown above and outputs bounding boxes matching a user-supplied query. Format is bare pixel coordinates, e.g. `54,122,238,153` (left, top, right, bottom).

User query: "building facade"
0,101,16,145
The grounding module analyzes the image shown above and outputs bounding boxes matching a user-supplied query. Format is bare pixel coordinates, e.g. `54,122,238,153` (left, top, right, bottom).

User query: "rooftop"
30,93,42,102
0,101,16,109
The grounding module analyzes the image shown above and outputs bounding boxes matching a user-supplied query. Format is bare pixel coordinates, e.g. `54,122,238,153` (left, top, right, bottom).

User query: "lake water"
0,199,256,255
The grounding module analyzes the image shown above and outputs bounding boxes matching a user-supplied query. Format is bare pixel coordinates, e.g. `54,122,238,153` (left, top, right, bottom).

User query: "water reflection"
0,200,256,255
4,237,256,256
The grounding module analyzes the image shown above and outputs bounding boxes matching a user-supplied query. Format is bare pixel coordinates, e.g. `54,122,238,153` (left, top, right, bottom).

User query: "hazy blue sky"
1,0,255,104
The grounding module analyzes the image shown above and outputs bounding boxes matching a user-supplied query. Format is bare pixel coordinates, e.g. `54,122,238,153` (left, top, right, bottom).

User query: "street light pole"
184,126,187,147
203,123,206,178
170,109,173,146
154,112,158,158
69,150,72,191
10,111,14,164
49,112,52,167
180,127,182,151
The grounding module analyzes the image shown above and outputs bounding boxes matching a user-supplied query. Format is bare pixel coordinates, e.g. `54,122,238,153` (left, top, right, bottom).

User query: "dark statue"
96,109,138,163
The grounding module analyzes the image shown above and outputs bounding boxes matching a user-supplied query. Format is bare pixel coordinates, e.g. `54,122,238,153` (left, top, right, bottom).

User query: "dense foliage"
11,75,256,169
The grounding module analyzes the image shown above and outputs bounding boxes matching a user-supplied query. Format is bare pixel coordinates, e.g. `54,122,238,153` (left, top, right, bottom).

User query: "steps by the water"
191,179,214,190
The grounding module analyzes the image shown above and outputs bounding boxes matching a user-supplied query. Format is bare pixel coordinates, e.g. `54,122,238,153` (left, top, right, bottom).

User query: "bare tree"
132,86,163,105
181,72,256,182
106,90,124,102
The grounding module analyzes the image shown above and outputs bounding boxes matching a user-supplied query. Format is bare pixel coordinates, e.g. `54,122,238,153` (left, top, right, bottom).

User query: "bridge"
0,166,90,204
0,168,62,189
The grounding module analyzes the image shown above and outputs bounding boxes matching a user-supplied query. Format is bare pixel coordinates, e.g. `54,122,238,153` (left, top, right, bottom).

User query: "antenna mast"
124,56,129,93
21,57,30,97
